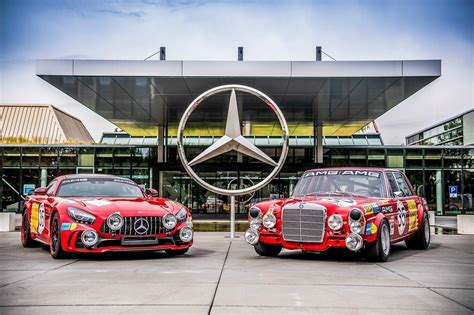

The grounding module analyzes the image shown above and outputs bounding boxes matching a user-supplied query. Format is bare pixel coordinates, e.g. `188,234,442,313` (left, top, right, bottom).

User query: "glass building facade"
1,144,472,218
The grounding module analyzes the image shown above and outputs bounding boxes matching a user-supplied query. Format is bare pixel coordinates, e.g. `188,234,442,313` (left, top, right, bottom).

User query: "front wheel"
50,213,68,259
254,243,282,257
365,220,391,262
405,212,430,249
21,212,36,247
165,248,189,256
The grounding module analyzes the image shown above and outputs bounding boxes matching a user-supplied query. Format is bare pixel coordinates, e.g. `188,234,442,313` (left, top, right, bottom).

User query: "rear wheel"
254,242,282,257
405,212,430,249
21,212,36,247
365,220,391,262
165,248,189,256
50,213,68,259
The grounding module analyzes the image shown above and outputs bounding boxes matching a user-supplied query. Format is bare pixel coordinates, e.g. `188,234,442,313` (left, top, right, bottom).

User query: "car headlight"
350,221,363,234
250,218,262,229
249,207,262,219
345,233,363,251
244,228,259,245
328,214,343,230
179,227,193,243
67,207,96,224
262,213,276,229
106,213,124,231
81,229,99,247
162,213,177,229
176,207,187,221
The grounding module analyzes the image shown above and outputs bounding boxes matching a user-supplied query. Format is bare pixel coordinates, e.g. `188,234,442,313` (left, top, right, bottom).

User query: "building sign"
23,184,36,196
449,186,458,198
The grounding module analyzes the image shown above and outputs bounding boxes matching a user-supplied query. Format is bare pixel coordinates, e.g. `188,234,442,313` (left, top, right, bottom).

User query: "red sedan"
244,168,430,262
21,174,193,259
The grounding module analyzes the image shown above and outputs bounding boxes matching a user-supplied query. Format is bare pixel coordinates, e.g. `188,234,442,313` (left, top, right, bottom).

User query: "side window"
387,173,399,197
393,172,411,197
46,181,57,196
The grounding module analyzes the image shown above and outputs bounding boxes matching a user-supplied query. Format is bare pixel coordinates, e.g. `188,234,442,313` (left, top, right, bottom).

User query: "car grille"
100,216,165,236
281,202,326,243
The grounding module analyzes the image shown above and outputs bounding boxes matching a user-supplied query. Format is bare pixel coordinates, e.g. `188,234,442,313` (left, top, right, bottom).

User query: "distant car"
244,168,430,262
21,174,193,259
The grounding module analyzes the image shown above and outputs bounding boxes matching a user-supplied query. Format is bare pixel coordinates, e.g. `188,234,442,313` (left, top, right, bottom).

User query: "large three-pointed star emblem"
187,89,277,167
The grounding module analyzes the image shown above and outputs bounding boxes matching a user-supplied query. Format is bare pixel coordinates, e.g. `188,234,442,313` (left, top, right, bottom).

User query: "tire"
405,212,430,250
254,242,282,257
21,212,36,248
365,220,391,262
165,248,189,256
50,213,68,259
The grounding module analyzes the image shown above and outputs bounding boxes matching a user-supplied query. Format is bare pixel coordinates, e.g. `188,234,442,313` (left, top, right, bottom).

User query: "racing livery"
21,174,193,258
244,168,430,262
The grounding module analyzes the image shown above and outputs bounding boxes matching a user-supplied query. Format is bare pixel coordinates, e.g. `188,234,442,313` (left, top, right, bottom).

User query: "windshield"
57,178,144,198
292,170,384,198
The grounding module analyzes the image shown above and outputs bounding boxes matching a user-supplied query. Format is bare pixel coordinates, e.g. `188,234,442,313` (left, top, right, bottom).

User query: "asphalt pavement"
0,232,473,314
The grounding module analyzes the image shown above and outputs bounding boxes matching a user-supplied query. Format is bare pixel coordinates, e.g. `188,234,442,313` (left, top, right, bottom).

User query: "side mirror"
146,188,159,197
394,191,403,199
33,187,48,195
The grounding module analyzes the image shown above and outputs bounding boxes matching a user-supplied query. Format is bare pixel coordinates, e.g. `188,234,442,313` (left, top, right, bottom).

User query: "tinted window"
394,172,412,197
387,173,399,197
57,178,144,198
46,181,57,195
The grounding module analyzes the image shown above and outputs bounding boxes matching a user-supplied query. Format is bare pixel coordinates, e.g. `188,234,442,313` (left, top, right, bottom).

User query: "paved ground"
0,232,473,314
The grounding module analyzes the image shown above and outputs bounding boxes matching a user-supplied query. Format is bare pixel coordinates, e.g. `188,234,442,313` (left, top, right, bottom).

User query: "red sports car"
244,168,430,262
21,174,193,259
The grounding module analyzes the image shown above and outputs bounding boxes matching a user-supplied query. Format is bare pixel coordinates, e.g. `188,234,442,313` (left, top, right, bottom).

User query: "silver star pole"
230,195,236,239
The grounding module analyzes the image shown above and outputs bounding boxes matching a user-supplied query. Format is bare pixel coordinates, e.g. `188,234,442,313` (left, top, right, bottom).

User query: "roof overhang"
36,59,441,136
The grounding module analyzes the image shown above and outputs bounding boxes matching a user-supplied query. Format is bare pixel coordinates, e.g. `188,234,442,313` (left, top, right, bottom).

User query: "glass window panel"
443,149,463,169
4,147,21,167
405,149,423,168
78,148,95,167
444,170,462,215
21,147,40,167
59,147,77,167
424,149,442,168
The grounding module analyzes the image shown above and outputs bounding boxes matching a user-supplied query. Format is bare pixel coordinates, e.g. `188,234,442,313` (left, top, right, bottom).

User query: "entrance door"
76,167,94,174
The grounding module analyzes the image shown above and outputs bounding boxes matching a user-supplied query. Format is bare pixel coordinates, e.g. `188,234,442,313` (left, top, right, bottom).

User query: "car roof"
305,167,401,173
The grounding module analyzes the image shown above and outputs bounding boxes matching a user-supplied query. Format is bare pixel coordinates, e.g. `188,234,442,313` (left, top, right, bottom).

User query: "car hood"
56,197,179,217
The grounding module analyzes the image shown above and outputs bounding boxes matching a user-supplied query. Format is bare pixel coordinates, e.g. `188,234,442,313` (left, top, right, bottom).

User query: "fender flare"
365,213,388,242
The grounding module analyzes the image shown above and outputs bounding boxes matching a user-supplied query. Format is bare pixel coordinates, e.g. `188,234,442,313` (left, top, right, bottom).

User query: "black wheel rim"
52,219,59,253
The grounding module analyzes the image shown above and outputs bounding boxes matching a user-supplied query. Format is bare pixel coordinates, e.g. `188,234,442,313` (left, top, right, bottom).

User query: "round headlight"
345,233,363,251
250,218,262,229
244,228,259,245
179,227,193,243
328,214,343,230
249,207,262,219
350,221,363,234
350,208,364,221
162,213,177,229
106,213,124,231
262,213,276,229
81,229,98,247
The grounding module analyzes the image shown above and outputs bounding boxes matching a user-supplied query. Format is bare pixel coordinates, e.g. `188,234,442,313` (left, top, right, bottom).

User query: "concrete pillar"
0,213,16,232
457,215,474,234
315,124,323,163
157,125,165,163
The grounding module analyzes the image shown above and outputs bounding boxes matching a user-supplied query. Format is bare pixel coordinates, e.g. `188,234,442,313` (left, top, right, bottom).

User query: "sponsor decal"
407,200,418,232
30,203,39,233
363,204,374,215
389,217,395,235
304,170,380,178
58,198,76,205
186,220,193,228
85,200,111,207
372,202,380,214
366,223,378,235
61,178,88,185
379,199,391,205
70,223,77,230
37,203,45,234
397,200,407,235
61,223,71,231
381,205,393,214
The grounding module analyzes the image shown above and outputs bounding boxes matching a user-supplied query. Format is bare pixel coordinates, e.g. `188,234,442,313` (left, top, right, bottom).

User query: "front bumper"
60,220,193,253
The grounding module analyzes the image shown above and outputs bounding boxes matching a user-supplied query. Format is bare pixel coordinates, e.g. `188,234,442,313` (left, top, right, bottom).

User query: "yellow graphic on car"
30,203,39,233
407,200,418,232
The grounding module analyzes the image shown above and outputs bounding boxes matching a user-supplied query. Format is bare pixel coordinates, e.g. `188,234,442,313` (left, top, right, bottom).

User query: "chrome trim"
281,202,327,243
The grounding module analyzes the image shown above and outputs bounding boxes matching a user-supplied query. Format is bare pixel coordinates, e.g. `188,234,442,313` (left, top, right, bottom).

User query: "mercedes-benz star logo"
177,85,289,196
133,218,149,235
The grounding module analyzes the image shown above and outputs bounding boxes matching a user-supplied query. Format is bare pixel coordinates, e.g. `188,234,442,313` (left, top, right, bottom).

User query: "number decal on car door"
38,203,46,234
397,200,406,235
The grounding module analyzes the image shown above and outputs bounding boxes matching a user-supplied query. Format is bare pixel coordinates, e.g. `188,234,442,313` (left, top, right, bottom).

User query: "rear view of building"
0,104,94,144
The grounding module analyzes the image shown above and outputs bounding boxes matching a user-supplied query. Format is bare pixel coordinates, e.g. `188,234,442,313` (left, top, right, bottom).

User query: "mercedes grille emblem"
133,218,149,235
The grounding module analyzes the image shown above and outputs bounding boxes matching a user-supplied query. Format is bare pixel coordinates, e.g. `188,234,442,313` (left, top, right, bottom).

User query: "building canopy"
36,59,441,137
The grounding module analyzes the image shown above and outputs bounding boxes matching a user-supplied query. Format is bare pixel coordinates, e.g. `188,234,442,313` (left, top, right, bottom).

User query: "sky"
0,0,473,143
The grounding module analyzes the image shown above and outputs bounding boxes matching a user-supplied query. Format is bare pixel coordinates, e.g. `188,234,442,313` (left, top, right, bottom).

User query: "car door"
393,172,419,236
33,180,57,242
385,172,403,239
41,180,58,241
